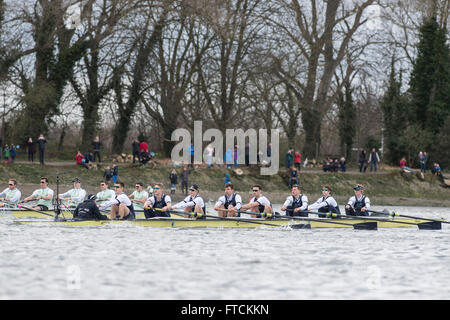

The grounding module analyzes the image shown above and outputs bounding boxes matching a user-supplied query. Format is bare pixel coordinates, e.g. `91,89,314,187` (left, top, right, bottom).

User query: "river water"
0,205,449,300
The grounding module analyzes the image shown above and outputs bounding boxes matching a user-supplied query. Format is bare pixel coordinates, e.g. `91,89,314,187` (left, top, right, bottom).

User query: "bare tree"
265,0,375,158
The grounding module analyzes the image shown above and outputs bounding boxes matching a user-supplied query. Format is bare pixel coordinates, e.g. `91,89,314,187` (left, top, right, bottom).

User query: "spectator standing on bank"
181,166,190,195
27,137,35,162
245,142,250,166
339,157,346,172
285,148,293,169
10,145,16,163
358,150,367,173
294,150,301,170
225,148,233,168
37,134,46,165
267,143,272,165
3,144,9,163
132,139,140,163
170,169,178,194
368,148,380,172
188,143,194,167
419,151,429,173
140,140,148,153
112,164,119,183
92,136,101,163
205,144,214,168
234,145,239,167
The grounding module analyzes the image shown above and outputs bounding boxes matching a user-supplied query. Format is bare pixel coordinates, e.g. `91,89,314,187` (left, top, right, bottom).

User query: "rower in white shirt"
99,182,135,220
345,184,371,216
59,178,86,208
281,184,308,217
214,183,242,217
172,184,206,219
308,185,340,218
241,184,272,218
96,181,115,206
0,179,22,207
143,183,172,218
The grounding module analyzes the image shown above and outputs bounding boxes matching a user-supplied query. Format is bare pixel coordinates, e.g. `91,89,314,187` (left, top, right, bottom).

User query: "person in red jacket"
75,151,89,169
139,141,148,153
294,150,301,170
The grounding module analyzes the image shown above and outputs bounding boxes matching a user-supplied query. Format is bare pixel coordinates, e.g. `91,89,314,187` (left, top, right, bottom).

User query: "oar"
11,201,55,218
368,209,449,225
0,200,20,209
160,208,309,229
273,212,377,230
309,211,442,230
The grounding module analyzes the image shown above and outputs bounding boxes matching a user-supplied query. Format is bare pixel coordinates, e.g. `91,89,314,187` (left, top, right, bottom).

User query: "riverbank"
1,163,449,207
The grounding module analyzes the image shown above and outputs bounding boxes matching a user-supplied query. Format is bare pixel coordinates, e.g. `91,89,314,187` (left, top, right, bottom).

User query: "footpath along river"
0,205,449,299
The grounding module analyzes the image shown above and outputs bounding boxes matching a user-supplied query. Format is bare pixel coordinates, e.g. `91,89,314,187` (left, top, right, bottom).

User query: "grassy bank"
1,163,449,207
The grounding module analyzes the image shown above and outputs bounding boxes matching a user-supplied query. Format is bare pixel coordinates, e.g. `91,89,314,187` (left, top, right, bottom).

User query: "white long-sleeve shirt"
347,195,371,210
215,193,242,210
60,188,86,207
309,196,338,211
0,188,21,204
283,194,308,211
173,195,205,210
100,193,132,210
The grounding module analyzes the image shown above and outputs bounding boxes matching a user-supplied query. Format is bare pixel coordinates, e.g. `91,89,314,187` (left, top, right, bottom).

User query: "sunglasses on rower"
114,185,121,188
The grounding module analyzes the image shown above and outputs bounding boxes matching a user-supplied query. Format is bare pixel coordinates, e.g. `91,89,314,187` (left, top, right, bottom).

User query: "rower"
214,183,242,217
59,178,86,208
172,184,206,219
23,177,54,211
345,184,370,216
143,183,172,218
241,184,272,218
73,194,108,221
0,179,22,207
307,185,340,218
129,182,148,211
281,184,308,217
96,181,115,206
99,182,135,220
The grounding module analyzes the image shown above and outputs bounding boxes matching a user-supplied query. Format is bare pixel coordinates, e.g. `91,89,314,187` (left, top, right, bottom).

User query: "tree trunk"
302,109,322,159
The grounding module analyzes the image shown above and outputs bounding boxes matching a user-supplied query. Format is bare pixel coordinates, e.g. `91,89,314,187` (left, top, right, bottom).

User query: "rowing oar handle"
14,202,55,218
0,199,20,208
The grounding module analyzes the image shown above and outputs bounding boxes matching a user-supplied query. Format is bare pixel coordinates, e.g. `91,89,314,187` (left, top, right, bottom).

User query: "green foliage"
365,136,381,151
409,17,450,133
381,58,410,164
432,116,450,169
398,124,433,165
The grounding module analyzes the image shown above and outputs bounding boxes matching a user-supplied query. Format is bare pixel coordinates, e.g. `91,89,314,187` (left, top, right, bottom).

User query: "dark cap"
72,178,81,183
353,184,364,191
189,184,199,191
87,194,97,201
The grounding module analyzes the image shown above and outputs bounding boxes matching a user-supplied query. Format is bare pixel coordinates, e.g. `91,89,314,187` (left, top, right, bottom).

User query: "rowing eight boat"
13,216,441,229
